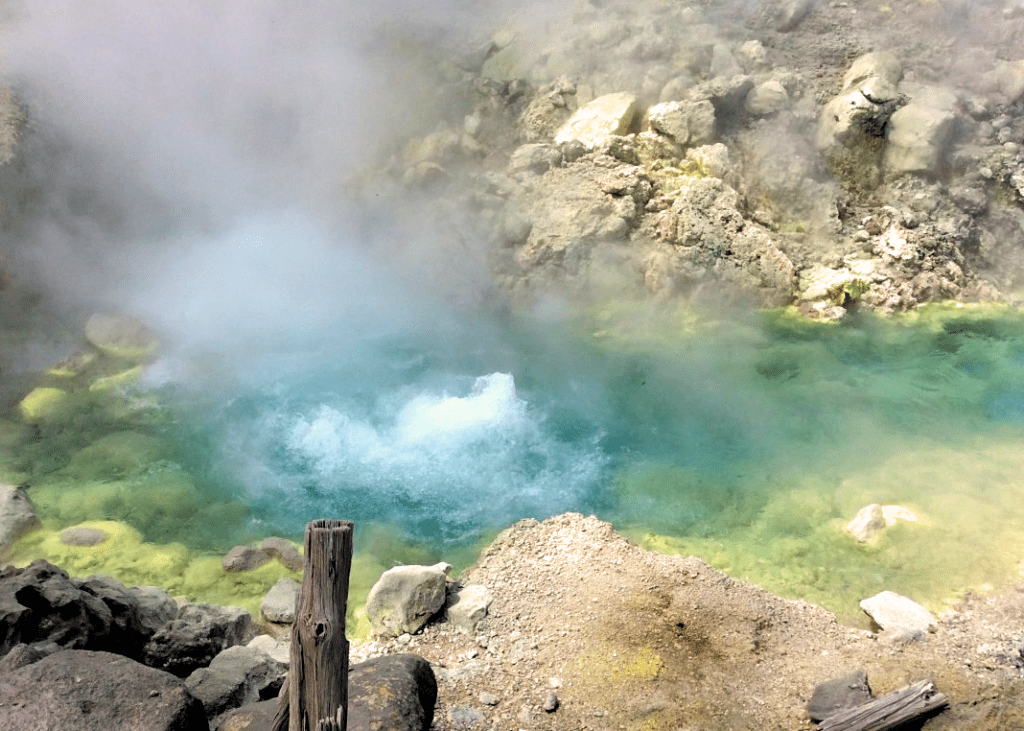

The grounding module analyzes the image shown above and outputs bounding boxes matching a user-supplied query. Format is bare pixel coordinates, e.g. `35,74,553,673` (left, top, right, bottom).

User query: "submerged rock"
0,483,39,556
84,313,160,361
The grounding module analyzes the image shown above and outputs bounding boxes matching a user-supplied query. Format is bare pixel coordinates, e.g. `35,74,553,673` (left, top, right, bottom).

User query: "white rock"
366,562,452,638
882,505,918,526
247,634,290,665
554,92,638,149
647,100,716,146
884,85,959,176
445,584,495,633
860,591,937,640
846,504,885,543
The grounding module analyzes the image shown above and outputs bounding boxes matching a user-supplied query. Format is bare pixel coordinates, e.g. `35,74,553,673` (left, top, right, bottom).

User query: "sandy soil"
353,514,1024,731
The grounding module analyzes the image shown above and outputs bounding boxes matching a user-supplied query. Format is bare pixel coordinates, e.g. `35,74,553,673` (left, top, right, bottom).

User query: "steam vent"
3,1,1024,730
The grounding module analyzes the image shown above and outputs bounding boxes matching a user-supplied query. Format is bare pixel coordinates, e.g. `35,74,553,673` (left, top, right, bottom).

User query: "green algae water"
6,266,1024,625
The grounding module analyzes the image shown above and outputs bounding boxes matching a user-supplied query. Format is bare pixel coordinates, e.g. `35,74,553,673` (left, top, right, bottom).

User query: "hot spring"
6,215,1024,626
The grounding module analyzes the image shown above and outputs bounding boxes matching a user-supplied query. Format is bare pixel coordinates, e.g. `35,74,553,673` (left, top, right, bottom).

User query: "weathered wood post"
272,519,353,731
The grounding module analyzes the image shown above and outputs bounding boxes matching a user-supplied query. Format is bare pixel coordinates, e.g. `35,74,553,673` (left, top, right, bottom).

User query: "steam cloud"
0,0,527,353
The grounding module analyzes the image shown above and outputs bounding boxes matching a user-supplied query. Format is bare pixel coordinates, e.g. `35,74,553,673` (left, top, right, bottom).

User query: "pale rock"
685,143,731,179
647,100,716,146
84,313,160,361
846,504,885,543
745,80,789,117
60,526,108,546
777,0,814,31
261,577,300,624
555,92,638,149
860,590,937,640
799,266,871,305
0,484,39,556
508,143,563,176
884,85,960,177
366,562,452,638
735,40,767,73
882,505,918,526
710,43,741,78
247,634,290,665
445,584,495,633
817,52,903,152
985,59,1024,102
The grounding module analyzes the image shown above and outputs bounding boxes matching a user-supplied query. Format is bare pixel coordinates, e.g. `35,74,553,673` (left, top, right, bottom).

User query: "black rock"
808,669,873,722
217,653,437,731
0,649,209,731
143,604,256,678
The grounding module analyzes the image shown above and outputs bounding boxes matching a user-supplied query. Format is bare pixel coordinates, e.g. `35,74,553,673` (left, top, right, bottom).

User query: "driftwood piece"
271,519,354,731
818,680,948,731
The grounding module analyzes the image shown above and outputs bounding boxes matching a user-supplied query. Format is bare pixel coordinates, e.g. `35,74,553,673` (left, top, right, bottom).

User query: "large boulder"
144,603,256,677
0,649,209,731
860,591,937,641
817,51,904,189
366,562,451,637
647,99,716,147
0,560,114,657
185,645,286,717
0,483,40,557
554,92,638,148
217,654,437,731
884,84,959,177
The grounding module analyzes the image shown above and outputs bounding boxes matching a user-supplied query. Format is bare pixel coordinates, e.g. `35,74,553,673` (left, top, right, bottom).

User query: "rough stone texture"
144,603,256,677
884,84,959,177
0,560,114,657
260,577,299,624
860,591,938,641
745,80,789,117
508,143,563,177
0,649,209,731
349,654,438,731
0,640,61,672
445,584,495,633
222,545,271,572
185,645,286,718
807,670,873,722
129,585,180,638
366,562,451,638
216,654,437,731
647,99,716,146
84,313,160,361
258,536,304,571
75,573,164,659
554,92,638,148
647,176,795,304
0,483,40,556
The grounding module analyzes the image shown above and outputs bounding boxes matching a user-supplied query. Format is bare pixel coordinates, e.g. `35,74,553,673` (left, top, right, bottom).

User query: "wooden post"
271,519,353,731
818,680,948,731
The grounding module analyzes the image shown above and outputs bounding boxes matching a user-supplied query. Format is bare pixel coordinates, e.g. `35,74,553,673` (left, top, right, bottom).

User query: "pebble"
544,692,559,712
480,692,500,706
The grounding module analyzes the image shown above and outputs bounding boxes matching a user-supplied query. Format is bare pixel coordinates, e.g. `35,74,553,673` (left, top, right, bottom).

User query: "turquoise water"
8,226,1024,618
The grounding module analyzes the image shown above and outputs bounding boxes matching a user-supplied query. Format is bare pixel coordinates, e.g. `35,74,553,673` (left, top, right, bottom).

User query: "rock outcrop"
0,650,209,731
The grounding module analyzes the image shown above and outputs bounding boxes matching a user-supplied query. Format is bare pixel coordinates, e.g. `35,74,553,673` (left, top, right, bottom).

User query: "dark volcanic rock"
808,669,873,722
217,653,437,731
0,649,209,731
144,603,256,677
0,559,114,656
349,653,437,731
